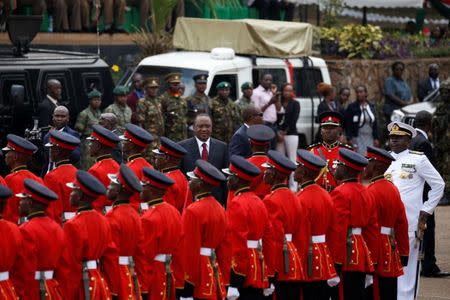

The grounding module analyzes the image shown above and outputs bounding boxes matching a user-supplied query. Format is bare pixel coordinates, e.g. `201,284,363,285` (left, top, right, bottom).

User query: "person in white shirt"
385,121,444,299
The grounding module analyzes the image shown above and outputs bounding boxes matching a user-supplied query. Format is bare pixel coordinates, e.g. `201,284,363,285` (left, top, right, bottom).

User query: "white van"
126,18,331,147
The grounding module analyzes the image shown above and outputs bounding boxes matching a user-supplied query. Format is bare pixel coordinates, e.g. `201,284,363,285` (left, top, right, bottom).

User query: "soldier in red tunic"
0,185,21,300
307,112,352,192
293,149,338,300
12,179,65,299
120,123,154,213
364,146,409,300
180,160,229,300
327,148,376,300
43,130,80,223
2,134,43,224
223,155,274,300
140,167,184,300
105,163,145,300
246,124,275,201
87,124,121,212
153,137,190,213
261,150,304,300
59,170,119,300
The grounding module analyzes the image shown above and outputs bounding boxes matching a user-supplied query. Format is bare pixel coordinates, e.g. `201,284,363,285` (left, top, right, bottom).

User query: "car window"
208,74,238,100
0,73,32,106
40,70,74,107
252,68,287,90
294,67,323,98
82,73,104,94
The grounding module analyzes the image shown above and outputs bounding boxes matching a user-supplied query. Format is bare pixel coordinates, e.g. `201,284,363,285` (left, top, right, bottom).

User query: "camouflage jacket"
75,106,101,137
235,96,252,112
104,102,132,135
186,94,211,126
210,96,242,143
160,91,187,141
136,96,165,139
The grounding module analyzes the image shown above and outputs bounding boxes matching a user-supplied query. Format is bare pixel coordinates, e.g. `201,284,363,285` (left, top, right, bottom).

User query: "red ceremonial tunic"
247,154,271,199
127,155,154,212
105,201,146,299
12,213,65,300
44,162,78,223
263,185,304,281
0,176,6,185
182,195,229,299
163,168,191,214
4,166,43,223
308,143,351,192
227,188,271,288
367,177,409,277
0,218,21,299
88,156,120,211
327,181,375,273
57,208,119,300
295,183,337,281
141,199,183,299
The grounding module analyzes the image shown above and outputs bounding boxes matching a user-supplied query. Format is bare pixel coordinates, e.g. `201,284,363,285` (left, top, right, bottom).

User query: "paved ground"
418,205,450,300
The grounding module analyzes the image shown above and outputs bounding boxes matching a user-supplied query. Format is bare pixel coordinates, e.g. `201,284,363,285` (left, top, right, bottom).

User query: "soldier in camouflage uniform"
136,77,164,154
186,73,211,137
235,82,253,112
104,85,132,135
75,89,102,170
210,81,242,143
160,73,188,142
432,78,450,202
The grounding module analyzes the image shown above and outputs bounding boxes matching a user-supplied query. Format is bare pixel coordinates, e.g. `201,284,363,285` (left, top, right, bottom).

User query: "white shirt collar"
244,123,250,128
195,136,210,153
415,128,428,140
391,148,409,158
46,94,58,106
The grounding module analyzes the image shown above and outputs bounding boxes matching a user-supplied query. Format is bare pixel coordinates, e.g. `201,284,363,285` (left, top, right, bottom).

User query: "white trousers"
397,233,420,300
276,135,298,192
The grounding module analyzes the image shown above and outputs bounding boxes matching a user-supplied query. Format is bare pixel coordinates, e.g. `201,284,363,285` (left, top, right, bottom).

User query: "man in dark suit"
37,79,62,128
417,64,440,102
410,110,449,278
41,106,80,176
229,105,264,158
179,113,229,205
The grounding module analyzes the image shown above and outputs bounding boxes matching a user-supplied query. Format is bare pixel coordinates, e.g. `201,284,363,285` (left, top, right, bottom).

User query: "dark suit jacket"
37,96,59,128
179,137,229,205
41,126,81,177
410,130,434,203
229,125,252,158
417,78,434,102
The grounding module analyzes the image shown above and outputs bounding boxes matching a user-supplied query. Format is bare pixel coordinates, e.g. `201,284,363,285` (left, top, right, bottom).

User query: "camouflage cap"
165,73,182,83
440,78,450,90
87,89,102,99
144,77,159,88
113,85,128,96
216,81,231,89
241,82,253,90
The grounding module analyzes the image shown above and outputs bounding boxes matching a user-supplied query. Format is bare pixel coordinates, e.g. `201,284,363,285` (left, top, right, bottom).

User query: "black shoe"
422,270,450,278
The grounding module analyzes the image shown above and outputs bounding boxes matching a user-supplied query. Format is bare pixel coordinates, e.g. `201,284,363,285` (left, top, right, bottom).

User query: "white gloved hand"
365,274,373,288
263,283,275,296
179,297,194,300
226,287,240,300
327,276,341,287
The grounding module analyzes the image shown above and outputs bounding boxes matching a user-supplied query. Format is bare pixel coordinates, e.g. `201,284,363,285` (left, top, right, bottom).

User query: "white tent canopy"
291,0,423,8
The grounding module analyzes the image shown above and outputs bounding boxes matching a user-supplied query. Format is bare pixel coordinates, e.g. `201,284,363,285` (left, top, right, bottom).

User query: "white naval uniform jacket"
385,149,444,233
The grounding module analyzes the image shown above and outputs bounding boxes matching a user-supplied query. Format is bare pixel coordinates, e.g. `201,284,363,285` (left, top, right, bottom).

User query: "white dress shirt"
46,94,59,106
251,85,276,123
195,137,210,156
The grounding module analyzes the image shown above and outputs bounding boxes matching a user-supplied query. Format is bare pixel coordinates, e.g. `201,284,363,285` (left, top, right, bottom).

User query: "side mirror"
10,84,25,106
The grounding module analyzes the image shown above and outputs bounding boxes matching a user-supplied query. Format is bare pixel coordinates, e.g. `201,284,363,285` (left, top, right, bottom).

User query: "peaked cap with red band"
2,134,38,156
66,170,106,199
141,167,174,190
16,179,58,205
319,111,343,127
87,124,120,148
108,164,142,193
188,160,226,187
120,123,153,148
45,130,80,151
152,137,187,158
223,155,260,181
366,146,395,164
247,124,275,146
296,149,326,171
264,150,296,175
339,148,368,171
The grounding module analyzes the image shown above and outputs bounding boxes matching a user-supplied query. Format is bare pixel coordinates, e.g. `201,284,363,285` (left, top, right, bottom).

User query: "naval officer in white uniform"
385,121,444,299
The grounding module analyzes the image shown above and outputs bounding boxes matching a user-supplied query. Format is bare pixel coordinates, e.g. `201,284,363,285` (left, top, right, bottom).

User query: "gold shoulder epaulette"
340,142,353,149
306,143,319,150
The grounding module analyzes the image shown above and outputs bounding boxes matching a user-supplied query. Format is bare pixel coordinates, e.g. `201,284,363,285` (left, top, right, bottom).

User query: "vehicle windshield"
133,66,207,97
